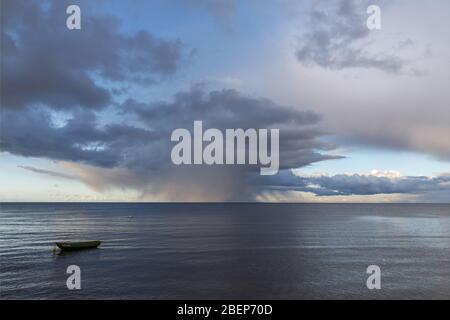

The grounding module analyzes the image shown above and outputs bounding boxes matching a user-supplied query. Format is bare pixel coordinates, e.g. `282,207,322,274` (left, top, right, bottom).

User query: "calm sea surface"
1,203,450,299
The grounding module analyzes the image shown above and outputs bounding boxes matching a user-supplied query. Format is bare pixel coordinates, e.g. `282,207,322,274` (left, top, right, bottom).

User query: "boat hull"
55,241,101,251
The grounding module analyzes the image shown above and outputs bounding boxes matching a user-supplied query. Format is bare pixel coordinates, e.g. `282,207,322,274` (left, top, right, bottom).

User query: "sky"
0,0,449,202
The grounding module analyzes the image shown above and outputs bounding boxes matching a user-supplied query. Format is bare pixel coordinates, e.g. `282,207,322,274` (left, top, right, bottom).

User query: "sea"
1,203,450,299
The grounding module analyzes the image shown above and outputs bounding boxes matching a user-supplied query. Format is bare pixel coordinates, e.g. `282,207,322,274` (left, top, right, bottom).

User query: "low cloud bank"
257,170,450,198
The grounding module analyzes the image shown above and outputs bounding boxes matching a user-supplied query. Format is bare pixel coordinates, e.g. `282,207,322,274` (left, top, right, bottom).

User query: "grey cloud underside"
1,87,338,173
0,108,158,168
2,87,340,200
123,87,342,170
296,0,404,73
258,170,450,197
0,0,186,110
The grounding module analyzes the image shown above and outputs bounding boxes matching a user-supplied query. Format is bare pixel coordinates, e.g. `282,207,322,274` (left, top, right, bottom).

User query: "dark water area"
1,203,450,299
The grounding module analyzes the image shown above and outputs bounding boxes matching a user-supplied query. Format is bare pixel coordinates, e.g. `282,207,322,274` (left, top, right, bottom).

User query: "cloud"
3,86,340,201
295,0,405,73
18,165,77,180
123,86,342,170
338,123,450,162
0,108,157,168
255,190,420,203
307,173,450,196
0,0,187,110
59,162,149,193
257,170,450,198
3,0,447,202
255,1,449,162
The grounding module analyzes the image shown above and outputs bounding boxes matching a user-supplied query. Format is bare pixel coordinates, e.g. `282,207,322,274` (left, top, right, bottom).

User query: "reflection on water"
53,247,101,257
1,203,450,299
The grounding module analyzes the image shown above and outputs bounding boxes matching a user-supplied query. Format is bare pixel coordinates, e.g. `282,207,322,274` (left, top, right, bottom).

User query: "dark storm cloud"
1,87,337,171
296,0,405,73
0,107,157,168
0,0,186,110
258,170,450,197
123,86,342,170
1,86,340,200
